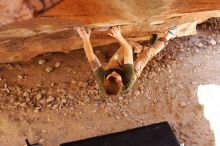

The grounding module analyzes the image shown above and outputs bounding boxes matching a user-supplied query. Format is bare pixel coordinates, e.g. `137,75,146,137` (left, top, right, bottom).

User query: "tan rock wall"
0,0,61,26
0,0,220,63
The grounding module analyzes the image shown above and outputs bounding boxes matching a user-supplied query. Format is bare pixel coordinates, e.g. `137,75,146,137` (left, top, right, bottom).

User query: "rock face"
0,0,220,63
0,0,61,26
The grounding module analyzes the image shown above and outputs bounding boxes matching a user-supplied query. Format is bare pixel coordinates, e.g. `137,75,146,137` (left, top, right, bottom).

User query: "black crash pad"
60,122,179,146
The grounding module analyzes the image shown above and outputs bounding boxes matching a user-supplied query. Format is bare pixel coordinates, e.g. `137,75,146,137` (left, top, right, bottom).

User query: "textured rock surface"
1,0,220,63
0,0,61,26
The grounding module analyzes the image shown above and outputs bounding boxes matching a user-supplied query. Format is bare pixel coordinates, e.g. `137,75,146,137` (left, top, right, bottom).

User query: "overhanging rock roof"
0,0,220,63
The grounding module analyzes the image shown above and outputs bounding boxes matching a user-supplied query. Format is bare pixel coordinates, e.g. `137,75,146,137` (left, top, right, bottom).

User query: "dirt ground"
0,23,220,146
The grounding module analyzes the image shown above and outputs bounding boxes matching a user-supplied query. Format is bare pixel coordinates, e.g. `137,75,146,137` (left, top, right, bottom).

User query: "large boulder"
0,0,220,63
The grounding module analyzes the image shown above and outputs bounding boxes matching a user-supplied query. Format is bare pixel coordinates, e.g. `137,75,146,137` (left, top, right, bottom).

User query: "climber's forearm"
119,38,133,65
83,41,101,71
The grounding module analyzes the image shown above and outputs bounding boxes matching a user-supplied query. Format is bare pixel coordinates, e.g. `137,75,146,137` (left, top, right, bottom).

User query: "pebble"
20,102,26,107
106,102,113,107
47,104,52,108
16,87,23,94
41,89,47,94
154,80,159,84
23,92,29,97
71,80,77,84
45,67,53,73
180,101,187,107
35,94,42,101
50,83,55,87
123,99,129,105
26,97,30,102
78,81,88,88
67,94,74,100
118,96,123,100
152,98,157,104
46,96,54,103
61,99,67,103
197,67,201,72
147,96,152,101
39,138,45,143
168,68,172,73
55,62,61,67
134,90,141,96
84,97,90,102
39,99,46,105
93,103,98,107
142,89,148,96
38,59,46,65
15,64,22,70
151,71,157,77
18,75,24,80
37,83,42,88
148,74,154,79
77,100,85,106
177,84,184,89
6,64,13,69
108,112,113,117
47,90,53,95
197,42,203,48
180,48,184,52
122,111,128,117
210,39,216,46
14,102,21,106
52,104,58,109
211,33,216,37
34,107,41,113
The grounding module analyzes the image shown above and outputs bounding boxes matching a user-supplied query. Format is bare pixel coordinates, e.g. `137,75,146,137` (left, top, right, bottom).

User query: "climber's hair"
104,76,123,95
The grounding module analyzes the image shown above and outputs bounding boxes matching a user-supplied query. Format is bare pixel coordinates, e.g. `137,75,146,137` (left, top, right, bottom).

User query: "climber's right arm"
77,27,101,71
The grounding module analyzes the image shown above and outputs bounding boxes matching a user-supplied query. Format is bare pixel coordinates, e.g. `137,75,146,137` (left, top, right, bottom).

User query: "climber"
76,26,177,96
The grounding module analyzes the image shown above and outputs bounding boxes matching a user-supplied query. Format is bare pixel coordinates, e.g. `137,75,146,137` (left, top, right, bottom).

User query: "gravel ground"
0,23,219,146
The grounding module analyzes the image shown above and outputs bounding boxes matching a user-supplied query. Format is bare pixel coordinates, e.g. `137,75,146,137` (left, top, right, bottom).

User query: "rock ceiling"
0,0,220,63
